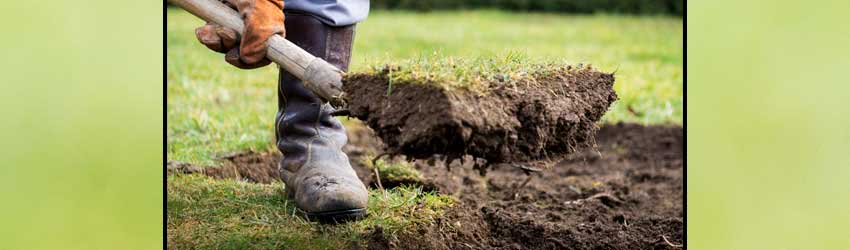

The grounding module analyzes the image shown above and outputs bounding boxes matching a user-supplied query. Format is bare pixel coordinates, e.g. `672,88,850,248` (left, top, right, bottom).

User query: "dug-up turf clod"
342,65,617,168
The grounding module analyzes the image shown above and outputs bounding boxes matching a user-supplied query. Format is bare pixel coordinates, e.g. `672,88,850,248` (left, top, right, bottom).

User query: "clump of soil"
342,66,617,167
167,122,683,249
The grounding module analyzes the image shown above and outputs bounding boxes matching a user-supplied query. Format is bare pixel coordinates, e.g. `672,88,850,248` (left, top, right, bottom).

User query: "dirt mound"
342,67,617,167
389,123,684,249
167,123,683,249
167,151,281,183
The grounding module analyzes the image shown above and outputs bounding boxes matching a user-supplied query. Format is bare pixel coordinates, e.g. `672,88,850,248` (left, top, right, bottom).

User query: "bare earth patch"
384,123,683,249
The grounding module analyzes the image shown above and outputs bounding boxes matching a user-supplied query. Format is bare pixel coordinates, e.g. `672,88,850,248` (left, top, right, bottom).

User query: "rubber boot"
275,12,368,223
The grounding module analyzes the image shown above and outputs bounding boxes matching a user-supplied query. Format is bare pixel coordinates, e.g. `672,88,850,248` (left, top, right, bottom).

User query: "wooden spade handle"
169,0,344,101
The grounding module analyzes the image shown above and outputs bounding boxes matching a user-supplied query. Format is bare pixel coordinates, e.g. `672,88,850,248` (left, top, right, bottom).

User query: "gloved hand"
194,0,284,69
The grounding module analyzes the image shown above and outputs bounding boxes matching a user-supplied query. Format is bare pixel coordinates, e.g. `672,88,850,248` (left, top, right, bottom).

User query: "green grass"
167,8,681,248
364,156,424,184
168,175,452,249
356,52,598,93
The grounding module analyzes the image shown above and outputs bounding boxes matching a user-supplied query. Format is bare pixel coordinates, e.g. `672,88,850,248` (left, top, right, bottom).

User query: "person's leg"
275,12,367,223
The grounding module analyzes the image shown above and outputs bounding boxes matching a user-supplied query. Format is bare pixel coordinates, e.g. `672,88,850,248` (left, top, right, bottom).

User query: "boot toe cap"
295,175,369,213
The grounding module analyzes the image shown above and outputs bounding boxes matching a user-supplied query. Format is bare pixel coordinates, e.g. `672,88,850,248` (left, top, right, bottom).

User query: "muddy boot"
275,13,367,223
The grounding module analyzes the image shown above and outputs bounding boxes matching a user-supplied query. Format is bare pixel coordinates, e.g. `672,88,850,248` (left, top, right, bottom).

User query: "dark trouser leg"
275,13,367,223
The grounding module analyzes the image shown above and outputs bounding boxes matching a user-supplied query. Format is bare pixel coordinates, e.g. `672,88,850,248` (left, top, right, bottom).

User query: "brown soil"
167,122,683,249
387,123,684,250
341,67,618,168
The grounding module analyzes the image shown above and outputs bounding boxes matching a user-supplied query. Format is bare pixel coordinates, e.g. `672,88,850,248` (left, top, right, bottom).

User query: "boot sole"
303,208,367,224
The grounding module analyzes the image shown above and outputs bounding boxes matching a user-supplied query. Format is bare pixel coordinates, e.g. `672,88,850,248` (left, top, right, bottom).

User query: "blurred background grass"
0,1,162,250
688,0,850,249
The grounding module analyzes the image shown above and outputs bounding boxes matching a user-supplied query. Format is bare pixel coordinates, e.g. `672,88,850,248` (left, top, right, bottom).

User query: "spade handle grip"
169,0,344,101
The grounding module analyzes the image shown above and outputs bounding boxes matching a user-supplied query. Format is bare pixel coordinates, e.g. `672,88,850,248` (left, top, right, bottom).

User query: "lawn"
167,8,682,249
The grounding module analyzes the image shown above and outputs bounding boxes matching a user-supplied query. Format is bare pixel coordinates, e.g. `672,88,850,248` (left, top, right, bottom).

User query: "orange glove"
194,0,284,69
